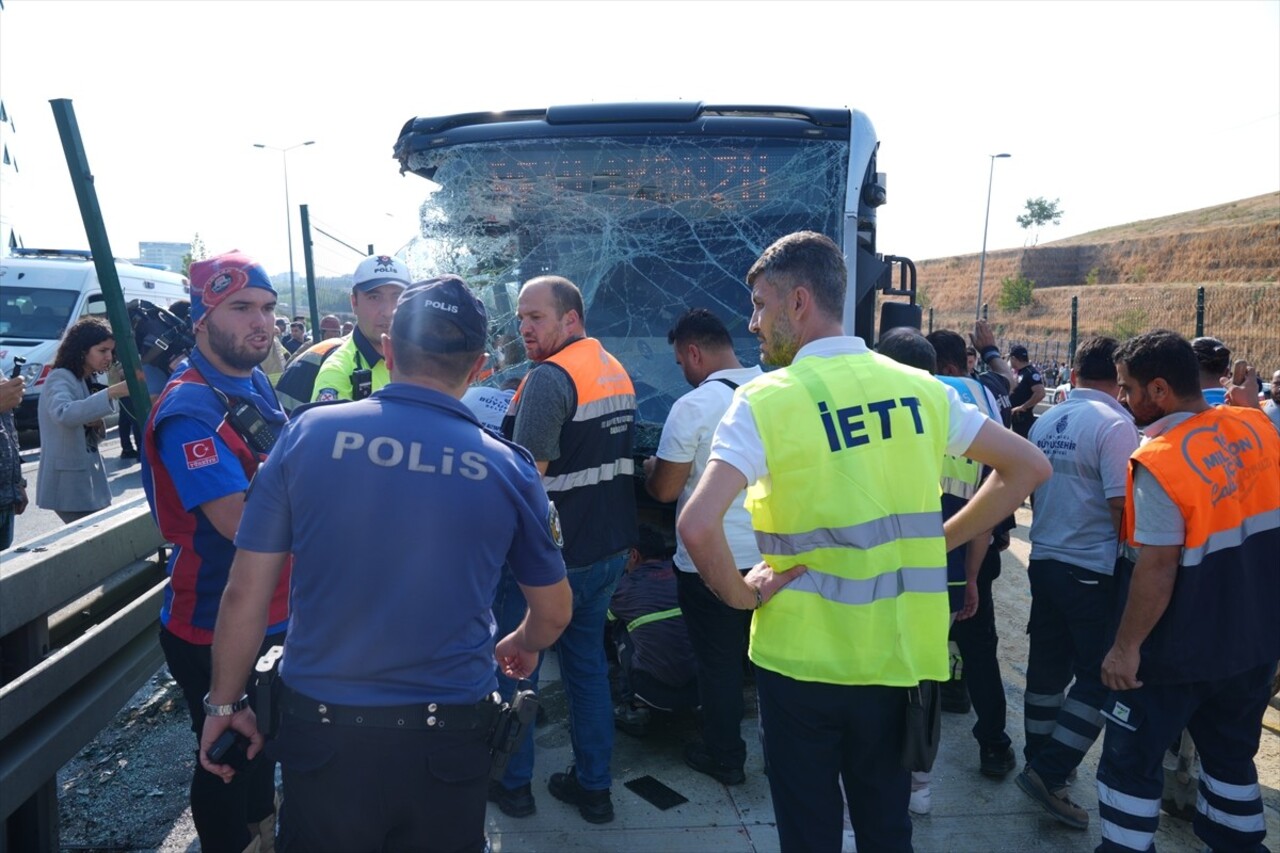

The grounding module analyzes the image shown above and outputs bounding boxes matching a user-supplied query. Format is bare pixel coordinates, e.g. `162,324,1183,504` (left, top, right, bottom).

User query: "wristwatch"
202,692,250,717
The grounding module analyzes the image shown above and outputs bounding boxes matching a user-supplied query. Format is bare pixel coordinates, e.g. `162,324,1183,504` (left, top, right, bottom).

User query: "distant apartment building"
138,241,191,273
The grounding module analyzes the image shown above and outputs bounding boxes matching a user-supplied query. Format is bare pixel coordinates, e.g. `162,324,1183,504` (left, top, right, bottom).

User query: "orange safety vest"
1123,406,1280,684
505,338,637,567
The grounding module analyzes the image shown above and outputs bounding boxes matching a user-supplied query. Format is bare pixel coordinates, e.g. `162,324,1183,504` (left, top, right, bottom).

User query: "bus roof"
394,102,855,179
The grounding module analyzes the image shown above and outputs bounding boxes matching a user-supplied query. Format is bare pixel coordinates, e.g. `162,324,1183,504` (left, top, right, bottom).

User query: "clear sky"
1,0,1277,279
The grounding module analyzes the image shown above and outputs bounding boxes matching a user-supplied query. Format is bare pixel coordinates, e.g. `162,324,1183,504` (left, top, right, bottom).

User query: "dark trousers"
756,667,912,853
270,715,490,853
160,627,281,853
1095,660,1275,853
950,546,1010,751
676,568,752,768
614,624,699,712
1024,558,1118,787
1012,410,1036,439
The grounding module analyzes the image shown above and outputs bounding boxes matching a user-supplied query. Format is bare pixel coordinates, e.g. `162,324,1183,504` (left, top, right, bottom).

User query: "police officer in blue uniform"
199,276,573,853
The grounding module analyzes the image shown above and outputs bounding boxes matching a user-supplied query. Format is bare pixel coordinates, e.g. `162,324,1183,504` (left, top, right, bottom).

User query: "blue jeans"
494,550,627,792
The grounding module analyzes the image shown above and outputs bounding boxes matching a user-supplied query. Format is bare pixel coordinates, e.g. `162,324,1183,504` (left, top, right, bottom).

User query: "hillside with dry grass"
912,192,1280,370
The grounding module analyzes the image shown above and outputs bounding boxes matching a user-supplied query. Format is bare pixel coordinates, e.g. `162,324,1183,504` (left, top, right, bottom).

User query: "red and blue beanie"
189,251,276,326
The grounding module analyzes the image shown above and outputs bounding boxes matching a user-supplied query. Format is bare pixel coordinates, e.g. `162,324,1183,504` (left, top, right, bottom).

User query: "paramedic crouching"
200,276,572,853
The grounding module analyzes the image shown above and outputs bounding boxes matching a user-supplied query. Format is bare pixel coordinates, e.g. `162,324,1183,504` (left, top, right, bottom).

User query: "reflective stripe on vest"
937,375,997,501
755,511,942,555
743,351,953,686
542,458,636,492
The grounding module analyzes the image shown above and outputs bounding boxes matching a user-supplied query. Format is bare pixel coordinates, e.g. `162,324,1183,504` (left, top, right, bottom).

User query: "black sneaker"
941,678,971,714
548,766,613,824
683,742,746,785
980,744,1016,778
487,780,536,818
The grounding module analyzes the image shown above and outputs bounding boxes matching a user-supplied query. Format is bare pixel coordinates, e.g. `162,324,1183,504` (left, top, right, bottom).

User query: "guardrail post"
1195,286,1205,338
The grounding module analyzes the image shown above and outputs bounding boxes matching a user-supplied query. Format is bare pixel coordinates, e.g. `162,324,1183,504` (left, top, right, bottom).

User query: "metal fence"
923,282,1279,376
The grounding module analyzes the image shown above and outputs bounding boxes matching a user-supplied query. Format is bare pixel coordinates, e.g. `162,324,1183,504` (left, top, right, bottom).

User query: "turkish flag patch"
182,437,220,470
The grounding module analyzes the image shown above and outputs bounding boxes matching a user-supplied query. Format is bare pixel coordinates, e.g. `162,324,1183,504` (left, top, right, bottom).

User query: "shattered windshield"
402,134,849,429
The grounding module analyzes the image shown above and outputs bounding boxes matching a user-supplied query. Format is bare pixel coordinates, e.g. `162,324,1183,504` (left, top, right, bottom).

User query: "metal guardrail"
0,496,167,853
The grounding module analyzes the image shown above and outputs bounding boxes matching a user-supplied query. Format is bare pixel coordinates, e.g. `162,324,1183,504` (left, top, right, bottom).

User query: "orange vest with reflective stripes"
506,338,637,567
1123,406,1280,684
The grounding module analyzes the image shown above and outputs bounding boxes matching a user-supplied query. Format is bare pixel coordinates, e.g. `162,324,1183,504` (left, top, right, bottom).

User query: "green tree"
181,233,208,277
1016,197,1064,246
997,274,1035,311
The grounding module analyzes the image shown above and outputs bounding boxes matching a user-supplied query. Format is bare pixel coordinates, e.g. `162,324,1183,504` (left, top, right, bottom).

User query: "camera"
351,368,373,401
128,300,195,367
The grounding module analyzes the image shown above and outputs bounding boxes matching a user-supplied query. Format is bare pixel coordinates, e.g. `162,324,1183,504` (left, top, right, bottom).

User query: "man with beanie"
312,255,412,403
141,250,291,852
201,277,570,853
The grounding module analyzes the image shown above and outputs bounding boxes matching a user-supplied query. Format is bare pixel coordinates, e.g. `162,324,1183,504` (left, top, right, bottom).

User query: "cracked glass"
402,134,849,438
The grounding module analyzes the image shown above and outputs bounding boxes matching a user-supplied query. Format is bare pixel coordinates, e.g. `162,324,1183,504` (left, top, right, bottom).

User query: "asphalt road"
12,429,147,547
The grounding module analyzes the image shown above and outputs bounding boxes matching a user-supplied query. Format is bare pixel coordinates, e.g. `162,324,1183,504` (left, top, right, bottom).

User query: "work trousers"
159,627,281,853
493,551,626,792
950,547,1010,751
756,667,912,853
614,624,699,712
271,715,490,853
1095,660,1275,853
1024,558,1118,787
675,567,752,769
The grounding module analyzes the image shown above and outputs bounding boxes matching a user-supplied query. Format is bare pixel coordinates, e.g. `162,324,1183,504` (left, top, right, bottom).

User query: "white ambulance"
0,248,189,431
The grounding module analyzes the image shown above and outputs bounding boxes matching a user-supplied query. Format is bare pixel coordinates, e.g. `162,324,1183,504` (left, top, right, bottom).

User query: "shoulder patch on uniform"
548,501,565,549
182,437,219,470
316,388,339,402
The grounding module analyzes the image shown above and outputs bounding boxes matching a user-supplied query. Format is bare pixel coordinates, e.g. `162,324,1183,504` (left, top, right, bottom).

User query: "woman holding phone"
35,317,132,523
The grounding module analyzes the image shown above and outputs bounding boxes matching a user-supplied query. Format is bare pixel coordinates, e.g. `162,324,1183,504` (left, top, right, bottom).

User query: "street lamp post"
975,152,1012,319
253,140,315,316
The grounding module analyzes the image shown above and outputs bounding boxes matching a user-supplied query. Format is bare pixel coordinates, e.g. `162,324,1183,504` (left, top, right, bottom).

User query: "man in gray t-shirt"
1017,337,1139,829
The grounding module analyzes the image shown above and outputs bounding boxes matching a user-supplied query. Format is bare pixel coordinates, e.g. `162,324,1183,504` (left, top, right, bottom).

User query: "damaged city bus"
391,101,917,444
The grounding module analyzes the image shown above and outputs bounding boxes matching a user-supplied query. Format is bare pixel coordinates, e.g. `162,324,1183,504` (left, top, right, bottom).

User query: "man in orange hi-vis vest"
491,275,637,825
1095,329,1280,853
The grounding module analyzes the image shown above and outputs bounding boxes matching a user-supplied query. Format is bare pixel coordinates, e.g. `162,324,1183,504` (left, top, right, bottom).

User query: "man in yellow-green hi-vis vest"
678,231,1050,853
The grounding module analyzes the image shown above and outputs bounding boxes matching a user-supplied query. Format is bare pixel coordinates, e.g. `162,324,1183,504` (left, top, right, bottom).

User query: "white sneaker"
909,785,932,816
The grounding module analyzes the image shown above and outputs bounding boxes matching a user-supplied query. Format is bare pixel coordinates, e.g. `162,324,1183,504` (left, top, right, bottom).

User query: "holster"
489,688,538,781
254,645,284,740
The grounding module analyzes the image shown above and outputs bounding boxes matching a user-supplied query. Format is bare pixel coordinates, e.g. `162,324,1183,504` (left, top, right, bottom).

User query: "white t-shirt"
658,365,765,573
711,337,990,486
